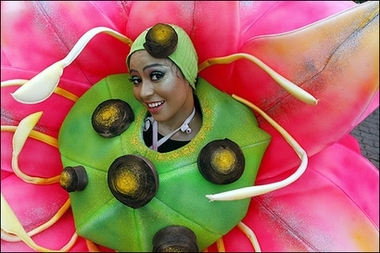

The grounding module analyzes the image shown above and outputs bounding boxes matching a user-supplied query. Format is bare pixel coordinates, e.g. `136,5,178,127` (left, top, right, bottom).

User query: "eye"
150,71,165,81
129,76,141,85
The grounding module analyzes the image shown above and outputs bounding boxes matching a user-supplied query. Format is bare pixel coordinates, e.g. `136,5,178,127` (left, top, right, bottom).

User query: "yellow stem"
27,199,71,236
1,199,71,242
233,95,304,158
237,222,261,252
206,95,308,201
1,125,58,148
3,112,61,184
12,153,61,184
9,27,133,104
1,80,78,102
86,240,101,252
1,194,77,252
216,237,226,252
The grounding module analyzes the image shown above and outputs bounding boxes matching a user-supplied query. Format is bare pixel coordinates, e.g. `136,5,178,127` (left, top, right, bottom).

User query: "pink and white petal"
1,130,63,176
200,1,355,94
1,174,94,252
236,142,379,252
1,175,68,232
1,209,90,252
1,1,130,86
239,1,379,179
239,1,355,39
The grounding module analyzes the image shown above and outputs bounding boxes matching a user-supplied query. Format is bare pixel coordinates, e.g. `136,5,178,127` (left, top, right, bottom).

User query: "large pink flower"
1,1,378,252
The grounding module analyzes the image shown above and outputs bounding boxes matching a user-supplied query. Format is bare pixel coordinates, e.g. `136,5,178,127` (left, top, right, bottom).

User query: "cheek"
160,78,189,99
133,87,141,100
161,88,185,106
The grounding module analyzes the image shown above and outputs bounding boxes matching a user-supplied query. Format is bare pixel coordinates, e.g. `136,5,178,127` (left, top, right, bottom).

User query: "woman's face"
129,50,194,126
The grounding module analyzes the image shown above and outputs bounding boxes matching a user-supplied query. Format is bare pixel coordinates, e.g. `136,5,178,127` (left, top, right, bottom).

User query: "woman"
127,23,202,152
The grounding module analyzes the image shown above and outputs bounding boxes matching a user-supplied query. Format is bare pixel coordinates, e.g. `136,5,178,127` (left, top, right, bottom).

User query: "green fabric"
126,24,198,89
58,74,271,251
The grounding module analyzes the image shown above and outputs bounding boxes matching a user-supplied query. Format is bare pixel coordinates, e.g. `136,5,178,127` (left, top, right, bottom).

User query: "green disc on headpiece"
144,23,178,58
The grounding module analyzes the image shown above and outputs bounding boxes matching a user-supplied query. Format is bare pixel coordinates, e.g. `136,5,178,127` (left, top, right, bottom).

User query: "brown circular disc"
153,225,198,252
92,99,134,138
197,138,245,184
108,154,158,208
60,166,88,192
144,23,178,58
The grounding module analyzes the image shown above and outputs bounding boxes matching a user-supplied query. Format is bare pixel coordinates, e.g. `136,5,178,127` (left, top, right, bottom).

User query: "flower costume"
1,1,378,252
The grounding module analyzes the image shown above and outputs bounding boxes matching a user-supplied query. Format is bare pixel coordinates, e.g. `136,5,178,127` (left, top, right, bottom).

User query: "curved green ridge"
58,74,271,251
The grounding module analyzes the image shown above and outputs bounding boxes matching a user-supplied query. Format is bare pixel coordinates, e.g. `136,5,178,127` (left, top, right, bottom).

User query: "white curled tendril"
1,111,77,251
1,199,71,242
11,111,61,184
213,222,262,251
206,95,308,201
1,79,79,102
10,27,133,104
198,53,318,106
237,221,262,252
1,194,77,252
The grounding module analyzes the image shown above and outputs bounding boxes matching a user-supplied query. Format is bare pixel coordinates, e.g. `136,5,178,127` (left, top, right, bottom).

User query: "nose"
139,80,154,99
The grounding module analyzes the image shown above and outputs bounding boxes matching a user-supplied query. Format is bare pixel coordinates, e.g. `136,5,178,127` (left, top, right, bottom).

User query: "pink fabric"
215,142,379,252
1,1,378,252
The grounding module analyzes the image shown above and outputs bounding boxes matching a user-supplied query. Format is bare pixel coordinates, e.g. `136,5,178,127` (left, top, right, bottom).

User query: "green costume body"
58,74,271,251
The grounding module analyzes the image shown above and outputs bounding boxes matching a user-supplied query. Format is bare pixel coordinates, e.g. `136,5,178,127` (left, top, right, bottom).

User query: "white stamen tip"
11,27,132,105
206,195,215,202
11,62,64,104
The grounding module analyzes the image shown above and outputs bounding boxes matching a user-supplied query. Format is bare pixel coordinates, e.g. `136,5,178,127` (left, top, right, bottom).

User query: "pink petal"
1,175,68,232
212,142,379,252
241,2,379,179
1,130,63,175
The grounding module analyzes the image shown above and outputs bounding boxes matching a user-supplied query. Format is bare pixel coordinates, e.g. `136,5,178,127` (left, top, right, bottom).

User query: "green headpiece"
127,23,198,89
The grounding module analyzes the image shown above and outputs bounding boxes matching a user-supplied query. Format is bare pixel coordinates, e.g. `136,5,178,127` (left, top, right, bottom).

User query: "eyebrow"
143,63,167,71
130,63,169,74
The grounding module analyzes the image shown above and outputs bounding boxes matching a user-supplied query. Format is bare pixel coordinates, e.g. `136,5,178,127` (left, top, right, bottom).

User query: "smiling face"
129,50,195,130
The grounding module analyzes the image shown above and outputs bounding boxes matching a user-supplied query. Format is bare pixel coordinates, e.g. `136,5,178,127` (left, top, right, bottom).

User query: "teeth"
148,101,164,108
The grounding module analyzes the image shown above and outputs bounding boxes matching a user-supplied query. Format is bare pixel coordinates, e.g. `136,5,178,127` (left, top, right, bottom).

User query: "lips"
147,101,165,113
